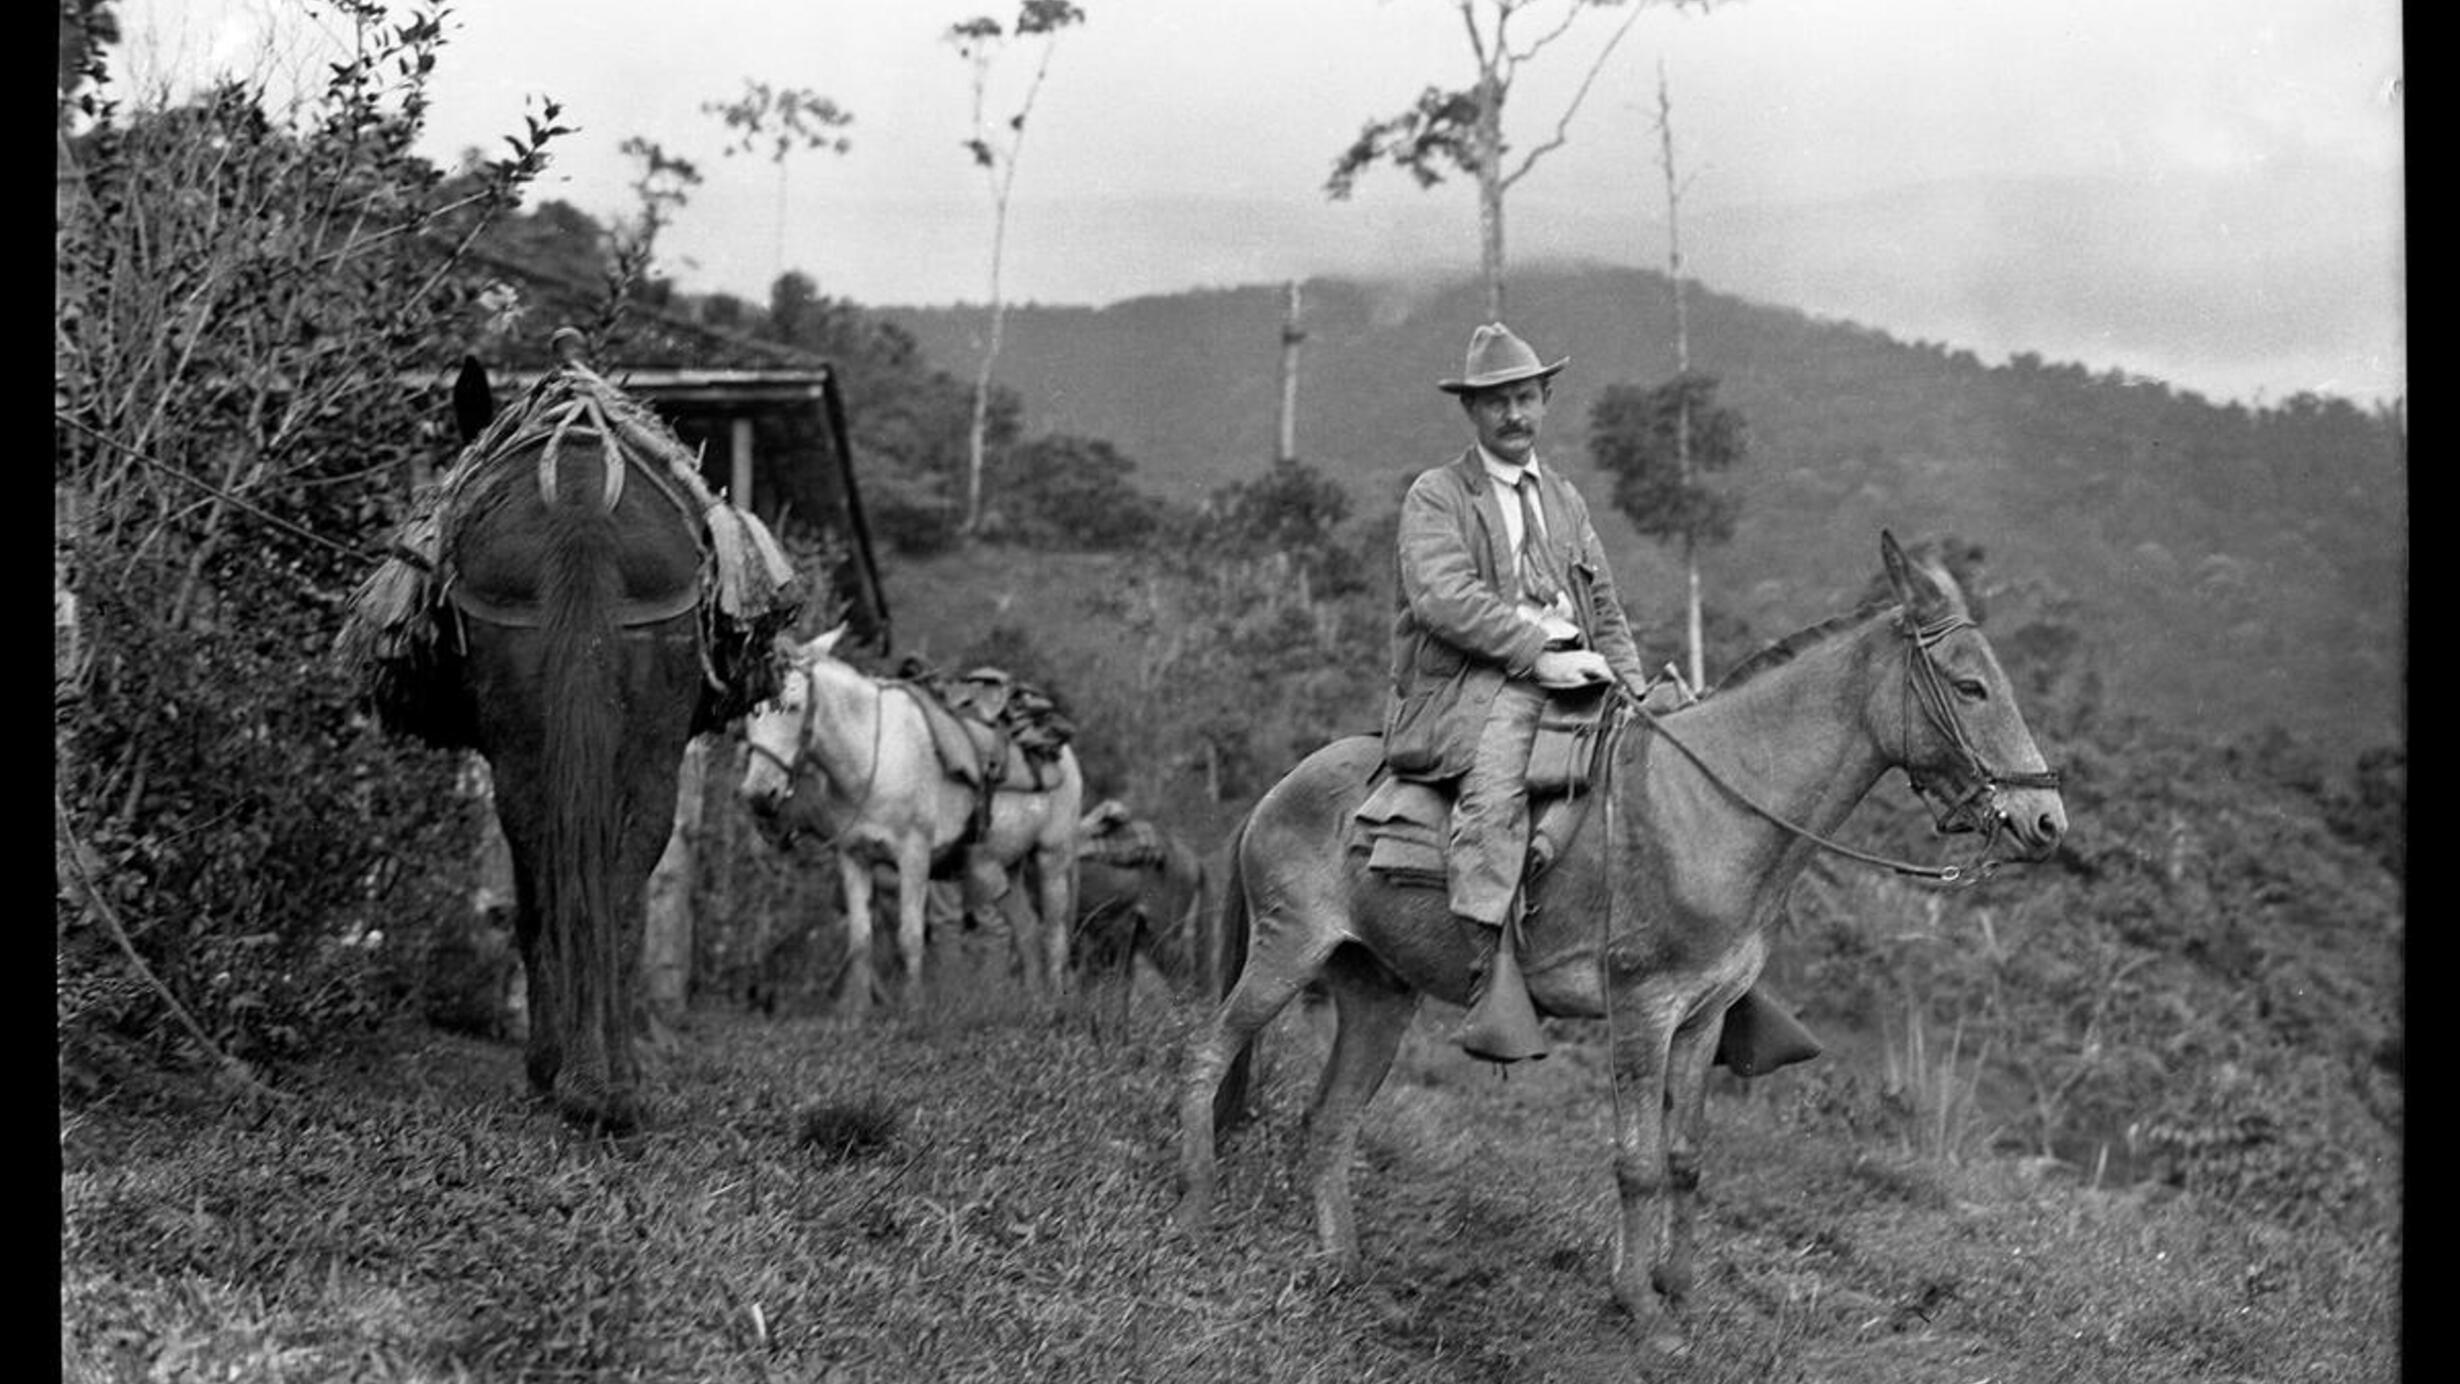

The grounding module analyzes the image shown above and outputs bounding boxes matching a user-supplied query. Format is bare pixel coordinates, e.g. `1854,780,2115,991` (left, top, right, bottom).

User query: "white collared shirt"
1476,445,1578,640
1477,445,1548,556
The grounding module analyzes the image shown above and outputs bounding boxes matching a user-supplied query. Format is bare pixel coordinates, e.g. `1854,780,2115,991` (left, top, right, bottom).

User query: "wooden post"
1277,281,1305,464
643,738,709,1022
729,415,755,507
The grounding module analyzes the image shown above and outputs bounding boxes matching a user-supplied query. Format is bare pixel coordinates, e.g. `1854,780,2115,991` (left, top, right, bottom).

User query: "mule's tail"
536,499,629,1127
1207,810,1257,1134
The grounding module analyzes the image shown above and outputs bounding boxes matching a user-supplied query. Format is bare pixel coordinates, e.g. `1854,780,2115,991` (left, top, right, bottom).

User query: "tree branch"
1500,0,1647,190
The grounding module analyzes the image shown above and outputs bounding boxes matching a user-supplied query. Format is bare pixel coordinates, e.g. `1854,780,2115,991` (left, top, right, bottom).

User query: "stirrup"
1455,916,1548,1064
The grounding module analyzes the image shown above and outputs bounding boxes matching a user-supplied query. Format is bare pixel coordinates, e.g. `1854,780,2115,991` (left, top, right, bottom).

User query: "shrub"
55,1,562,1087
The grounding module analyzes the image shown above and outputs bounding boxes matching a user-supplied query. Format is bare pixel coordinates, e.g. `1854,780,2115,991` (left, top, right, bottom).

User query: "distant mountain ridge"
880,264,2405,765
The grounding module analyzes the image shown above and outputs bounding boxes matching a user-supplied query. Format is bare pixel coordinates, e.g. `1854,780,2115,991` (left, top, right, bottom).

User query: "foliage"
981,432,1165,549
754,270,1008,557
55,0,561,1081
1064,541,1385,809
1326,0,1672,315
1774,628,2401,1234
1588,370,1747,550
702,79,852,163
1193,455,1369,596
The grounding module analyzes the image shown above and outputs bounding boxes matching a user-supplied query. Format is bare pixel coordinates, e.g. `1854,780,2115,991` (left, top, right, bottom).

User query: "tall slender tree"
702,80,853,284
1326,0,1711,320
1653,57,1705,689
1588,62,1743,690
947,1,1086,538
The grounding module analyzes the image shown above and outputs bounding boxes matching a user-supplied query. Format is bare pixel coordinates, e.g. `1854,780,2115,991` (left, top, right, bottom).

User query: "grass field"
60,940,2401,1384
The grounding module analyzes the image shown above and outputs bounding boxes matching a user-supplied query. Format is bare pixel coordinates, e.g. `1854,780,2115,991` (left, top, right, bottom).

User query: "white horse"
739,628,1084,1011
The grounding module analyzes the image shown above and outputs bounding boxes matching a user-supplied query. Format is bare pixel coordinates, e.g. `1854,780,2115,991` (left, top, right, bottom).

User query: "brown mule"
1174,532,2068,1348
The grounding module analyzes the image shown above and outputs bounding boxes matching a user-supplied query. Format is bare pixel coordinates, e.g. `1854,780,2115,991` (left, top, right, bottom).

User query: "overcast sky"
113,0,2403,407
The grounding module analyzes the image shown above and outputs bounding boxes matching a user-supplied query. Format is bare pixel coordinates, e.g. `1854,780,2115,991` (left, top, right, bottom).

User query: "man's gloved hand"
1533,648,1611,689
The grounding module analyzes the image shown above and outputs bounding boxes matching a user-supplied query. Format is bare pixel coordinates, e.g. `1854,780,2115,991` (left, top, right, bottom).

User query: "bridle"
1606,608,2060,886
742,667,817,787
1894,611,2062,852
740,659,888,849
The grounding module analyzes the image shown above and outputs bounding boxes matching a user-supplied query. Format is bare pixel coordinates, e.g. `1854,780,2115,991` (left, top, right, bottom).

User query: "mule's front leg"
1605,995,1681,1345
836,851,878,1015
1034,845,1077,1002
891,839,934,1008
1651,1010,1725,1308
1305,966,1418,1276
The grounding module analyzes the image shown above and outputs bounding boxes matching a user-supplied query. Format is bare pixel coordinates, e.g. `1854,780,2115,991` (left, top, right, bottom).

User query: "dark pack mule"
342,333,798,1133
1172,531,2066,1348
1073,803,1219,1037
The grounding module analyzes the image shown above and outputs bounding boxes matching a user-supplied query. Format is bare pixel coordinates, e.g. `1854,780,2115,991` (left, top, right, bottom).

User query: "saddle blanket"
899,683,1064,792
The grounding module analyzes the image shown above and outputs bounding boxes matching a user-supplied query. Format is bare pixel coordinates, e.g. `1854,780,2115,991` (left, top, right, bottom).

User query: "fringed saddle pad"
336,355,804,745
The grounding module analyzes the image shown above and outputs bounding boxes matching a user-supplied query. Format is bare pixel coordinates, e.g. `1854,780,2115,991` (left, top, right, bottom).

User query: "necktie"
1514,473,1565,605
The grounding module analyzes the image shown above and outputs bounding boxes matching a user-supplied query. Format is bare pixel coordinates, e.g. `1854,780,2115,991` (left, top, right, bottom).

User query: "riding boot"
1712,985,1823,1077
1455,910,1549,1064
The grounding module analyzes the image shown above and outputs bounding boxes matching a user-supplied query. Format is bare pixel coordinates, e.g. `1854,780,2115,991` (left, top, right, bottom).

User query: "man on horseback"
1383,323,1821,1073
1383,323,1652,1062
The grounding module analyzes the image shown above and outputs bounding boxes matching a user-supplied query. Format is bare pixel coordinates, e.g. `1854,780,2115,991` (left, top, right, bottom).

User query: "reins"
1601,612,2058,887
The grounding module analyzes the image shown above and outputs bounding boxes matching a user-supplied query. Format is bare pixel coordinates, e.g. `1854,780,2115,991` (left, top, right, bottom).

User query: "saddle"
890,662,1075,862
1354,680,1631,890
1351,677,1825,1078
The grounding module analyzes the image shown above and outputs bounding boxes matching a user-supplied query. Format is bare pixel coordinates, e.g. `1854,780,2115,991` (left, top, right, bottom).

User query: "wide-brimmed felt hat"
1436,322,1569,395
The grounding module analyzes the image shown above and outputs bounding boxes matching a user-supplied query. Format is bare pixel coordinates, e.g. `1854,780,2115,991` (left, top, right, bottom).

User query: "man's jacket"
1382,447,1648,781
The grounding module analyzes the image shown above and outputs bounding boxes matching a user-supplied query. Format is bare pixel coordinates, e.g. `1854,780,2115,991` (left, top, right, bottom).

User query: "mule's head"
737,626,848,834
1879,531,2067,859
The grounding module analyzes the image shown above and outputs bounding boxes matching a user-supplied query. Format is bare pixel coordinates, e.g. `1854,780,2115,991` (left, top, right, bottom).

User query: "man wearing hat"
1383,323,1820,1073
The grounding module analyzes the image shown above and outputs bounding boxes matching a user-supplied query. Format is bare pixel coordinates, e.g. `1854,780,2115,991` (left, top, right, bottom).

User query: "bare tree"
1586,64,1746,690
1327,0,1713,320
1652,56,1706,690
947,1,1086,538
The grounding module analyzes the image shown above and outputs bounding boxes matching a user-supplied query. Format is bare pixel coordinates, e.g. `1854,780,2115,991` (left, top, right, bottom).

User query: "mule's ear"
1881,529,1954,621
812,622,849,657
1880,530,1912,604
451,355,495,446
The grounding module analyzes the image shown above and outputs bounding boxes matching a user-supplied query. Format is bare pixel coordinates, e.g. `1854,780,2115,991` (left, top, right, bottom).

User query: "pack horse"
1172,532,2066,1348
341,330,800,1134
739,629,1085,1011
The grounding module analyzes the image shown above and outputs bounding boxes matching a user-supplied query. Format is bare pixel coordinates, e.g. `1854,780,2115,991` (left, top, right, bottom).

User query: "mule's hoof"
1171,1187,1214,1238
1639,1328,1691,1362
1650,1260,1695,1304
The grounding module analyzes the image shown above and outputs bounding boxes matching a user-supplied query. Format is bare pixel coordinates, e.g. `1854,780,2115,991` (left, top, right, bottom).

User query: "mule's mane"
1705,558,1974,697
1706,601,1890,696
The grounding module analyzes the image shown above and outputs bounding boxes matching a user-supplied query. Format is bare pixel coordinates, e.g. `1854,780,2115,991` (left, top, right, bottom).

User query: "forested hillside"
884,267,2405,769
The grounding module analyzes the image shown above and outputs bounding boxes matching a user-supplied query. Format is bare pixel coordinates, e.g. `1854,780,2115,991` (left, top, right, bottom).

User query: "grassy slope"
62,972,2399,1384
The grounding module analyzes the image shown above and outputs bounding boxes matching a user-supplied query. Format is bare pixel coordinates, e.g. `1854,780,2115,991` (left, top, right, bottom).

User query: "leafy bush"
55,1,561,1086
